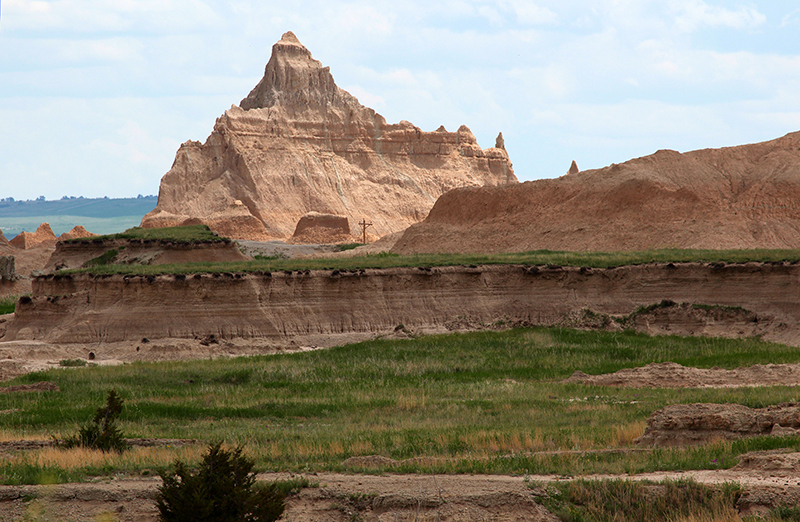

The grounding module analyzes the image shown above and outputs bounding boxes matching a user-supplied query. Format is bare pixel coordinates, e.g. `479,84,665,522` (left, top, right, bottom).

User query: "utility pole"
358,218,373,244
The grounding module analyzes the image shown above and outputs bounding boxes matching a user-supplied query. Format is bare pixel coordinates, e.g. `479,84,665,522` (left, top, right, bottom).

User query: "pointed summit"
240,31,362,112
567,160,579,175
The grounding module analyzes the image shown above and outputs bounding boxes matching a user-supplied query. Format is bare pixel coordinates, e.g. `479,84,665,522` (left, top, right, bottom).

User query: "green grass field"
3,327,800,486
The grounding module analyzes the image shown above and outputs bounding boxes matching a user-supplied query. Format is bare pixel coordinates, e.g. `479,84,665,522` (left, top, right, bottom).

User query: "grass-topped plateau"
63,224,226,244
3,327,800,485
67,244,800,276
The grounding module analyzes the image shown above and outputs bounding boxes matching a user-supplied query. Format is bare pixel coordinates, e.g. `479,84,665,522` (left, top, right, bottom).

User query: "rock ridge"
393,131,800,254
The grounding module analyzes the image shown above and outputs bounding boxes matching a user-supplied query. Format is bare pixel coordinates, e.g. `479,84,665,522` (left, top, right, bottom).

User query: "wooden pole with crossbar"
358,218,373,244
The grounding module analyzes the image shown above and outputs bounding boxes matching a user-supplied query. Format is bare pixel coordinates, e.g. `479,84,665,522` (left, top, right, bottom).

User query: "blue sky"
1,0,800,200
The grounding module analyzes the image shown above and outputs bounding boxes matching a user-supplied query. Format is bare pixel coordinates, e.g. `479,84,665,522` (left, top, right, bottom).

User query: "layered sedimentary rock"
394,131,800,254
0,230,8,247
9,223,57,250
6,261,800,347
141,32,516,240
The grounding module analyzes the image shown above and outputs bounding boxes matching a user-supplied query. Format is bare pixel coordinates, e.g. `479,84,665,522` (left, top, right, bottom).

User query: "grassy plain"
3,327,800,485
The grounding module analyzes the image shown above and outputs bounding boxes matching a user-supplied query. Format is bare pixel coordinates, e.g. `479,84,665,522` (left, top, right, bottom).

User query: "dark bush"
61,389,128,452
156,442,285,522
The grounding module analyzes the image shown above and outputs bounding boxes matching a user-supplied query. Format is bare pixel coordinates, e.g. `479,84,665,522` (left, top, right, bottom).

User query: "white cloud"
668,0,766,32
782,9,800,27
502,0,558,25
3,0,219,34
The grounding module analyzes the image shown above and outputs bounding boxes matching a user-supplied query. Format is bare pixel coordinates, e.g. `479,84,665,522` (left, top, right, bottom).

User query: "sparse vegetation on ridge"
4,328,800,484
63,247,800,276
63,224,226,244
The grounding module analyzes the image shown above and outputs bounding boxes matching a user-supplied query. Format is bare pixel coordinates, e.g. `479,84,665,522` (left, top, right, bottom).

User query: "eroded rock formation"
0,229,8,247
9,223,57,250
292,212,351,244
393,131,800,254
637,403,800,446
141,31,516,240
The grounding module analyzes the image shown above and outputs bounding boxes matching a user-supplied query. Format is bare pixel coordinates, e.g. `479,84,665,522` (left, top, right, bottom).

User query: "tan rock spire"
495,132,505,150
568,160,579,175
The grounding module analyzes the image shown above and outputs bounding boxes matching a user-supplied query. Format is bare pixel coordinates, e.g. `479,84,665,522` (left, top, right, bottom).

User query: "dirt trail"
4,467,800,521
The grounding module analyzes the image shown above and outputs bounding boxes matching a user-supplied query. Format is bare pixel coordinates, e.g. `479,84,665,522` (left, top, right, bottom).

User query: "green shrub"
83,248,120,267
0,294,20,315
156,442,285,522
335,242,364,252
60,389,128,452
59,359,87,367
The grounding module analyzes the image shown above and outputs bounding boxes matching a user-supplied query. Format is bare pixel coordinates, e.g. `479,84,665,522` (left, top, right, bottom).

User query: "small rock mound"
9,223,57,250
636,402,800,446
0,229,8,247
563,361,800,389
0,381,60,393
58,226,97,241
291,212,352,244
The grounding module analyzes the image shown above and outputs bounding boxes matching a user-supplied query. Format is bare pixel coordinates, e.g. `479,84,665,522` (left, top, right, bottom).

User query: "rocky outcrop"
0,229,8,247
0,256,15,282
141,32,516,240
393,131,800,254
636,403,800,446
9,223,57,250
6,261,800,346
291,212,351,244
57,226,97,241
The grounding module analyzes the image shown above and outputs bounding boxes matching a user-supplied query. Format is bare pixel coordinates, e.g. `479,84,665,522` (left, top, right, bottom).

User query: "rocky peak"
240,31,363,113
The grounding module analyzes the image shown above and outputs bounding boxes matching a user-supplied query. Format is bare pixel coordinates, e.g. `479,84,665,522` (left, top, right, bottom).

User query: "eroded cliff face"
5,262,800,345
393,131,800,254
141,32,516,240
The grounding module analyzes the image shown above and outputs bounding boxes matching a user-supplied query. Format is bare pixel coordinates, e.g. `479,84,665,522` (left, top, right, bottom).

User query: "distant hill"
0,196,157,239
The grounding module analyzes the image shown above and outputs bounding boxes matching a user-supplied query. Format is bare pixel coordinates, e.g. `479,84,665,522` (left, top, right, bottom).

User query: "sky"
1,0,800,200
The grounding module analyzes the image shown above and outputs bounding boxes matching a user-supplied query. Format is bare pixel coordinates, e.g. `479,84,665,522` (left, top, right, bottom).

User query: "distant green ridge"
0,197,157,238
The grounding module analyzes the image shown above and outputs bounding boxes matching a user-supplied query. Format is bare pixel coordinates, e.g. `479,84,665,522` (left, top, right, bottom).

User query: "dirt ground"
4,465,800,521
